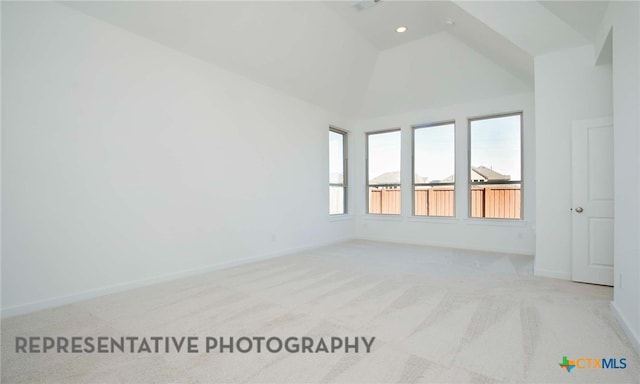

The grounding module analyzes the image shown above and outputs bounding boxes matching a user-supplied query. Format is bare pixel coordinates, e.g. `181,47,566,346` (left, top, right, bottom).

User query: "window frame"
329,126,348,215
411,120,456,217
366,128,402,215
467,111,524,220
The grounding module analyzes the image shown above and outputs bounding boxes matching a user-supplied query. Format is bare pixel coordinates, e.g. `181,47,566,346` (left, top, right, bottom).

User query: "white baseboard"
533,268,572,281
610,301,640,356
1,237,351,319
354,235,535,256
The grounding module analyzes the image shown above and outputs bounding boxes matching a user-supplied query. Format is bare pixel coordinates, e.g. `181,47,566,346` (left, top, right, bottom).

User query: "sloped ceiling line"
59,1,607,119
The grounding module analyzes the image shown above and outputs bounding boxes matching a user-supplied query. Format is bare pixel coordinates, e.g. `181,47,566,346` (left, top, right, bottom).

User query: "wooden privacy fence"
471,186,521,219
414,188,455,217
369,188,401,215
369,185,521,218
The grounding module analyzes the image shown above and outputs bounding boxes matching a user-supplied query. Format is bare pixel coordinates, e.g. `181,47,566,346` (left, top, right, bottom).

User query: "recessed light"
445,19,455,26
396,26,407,33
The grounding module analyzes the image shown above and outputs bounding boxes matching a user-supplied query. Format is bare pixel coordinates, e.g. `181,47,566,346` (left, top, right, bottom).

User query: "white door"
571,117,614,286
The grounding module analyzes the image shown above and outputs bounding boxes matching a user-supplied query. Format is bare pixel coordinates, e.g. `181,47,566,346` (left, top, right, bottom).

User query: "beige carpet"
2,240,638,383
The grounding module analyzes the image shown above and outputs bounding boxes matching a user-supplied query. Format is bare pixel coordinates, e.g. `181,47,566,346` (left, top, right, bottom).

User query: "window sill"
464,218,529,227
328,214,354,222
406,216,459,224
361,214,404,222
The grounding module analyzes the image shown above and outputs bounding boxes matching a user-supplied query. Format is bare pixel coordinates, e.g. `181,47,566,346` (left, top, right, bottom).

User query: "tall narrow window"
413,122,455,217
329,128,347,215
367,130,401,214
469,113,522,219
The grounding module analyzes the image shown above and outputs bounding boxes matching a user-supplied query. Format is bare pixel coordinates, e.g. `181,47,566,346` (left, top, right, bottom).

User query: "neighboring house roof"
414,174,429,184
370,171,401,185
370,172,431,185
441,174,455,183
472,166,510,182
441,166,510,183
469,169,485,182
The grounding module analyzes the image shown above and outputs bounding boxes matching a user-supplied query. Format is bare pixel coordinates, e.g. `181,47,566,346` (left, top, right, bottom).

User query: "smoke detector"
354,0,381,11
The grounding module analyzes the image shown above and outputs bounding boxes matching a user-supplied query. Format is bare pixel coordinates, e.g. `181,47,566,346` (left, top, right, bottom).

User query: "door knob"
575,207,584,213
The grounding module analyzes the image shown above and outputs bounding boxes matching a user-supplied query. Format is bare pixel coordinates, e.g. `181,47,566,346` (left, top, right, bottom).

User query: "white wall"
62,1,380,119
353,93,536,255
533,45,613,279
1,2,355,316
595,1,640,352
359,31,531,119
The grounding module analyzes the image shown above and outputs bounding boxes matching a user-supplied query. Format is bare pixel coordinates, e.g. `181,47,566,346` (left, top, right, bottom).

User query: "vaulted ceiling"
61,1,609,119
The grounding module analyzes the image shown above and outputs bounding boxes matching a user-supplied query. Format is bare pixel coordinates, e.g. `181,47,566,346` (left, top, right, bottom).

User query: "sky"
367,130,401,181
414,123,455,181
329,130,344,183
470,114,521,181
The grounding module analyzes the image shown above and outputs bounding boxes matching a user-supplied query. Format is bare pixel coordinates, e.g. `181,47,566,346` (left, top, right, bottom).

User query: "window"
469,113,522,219
367,129,401,214
329,128,347,215
413,122,455,217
